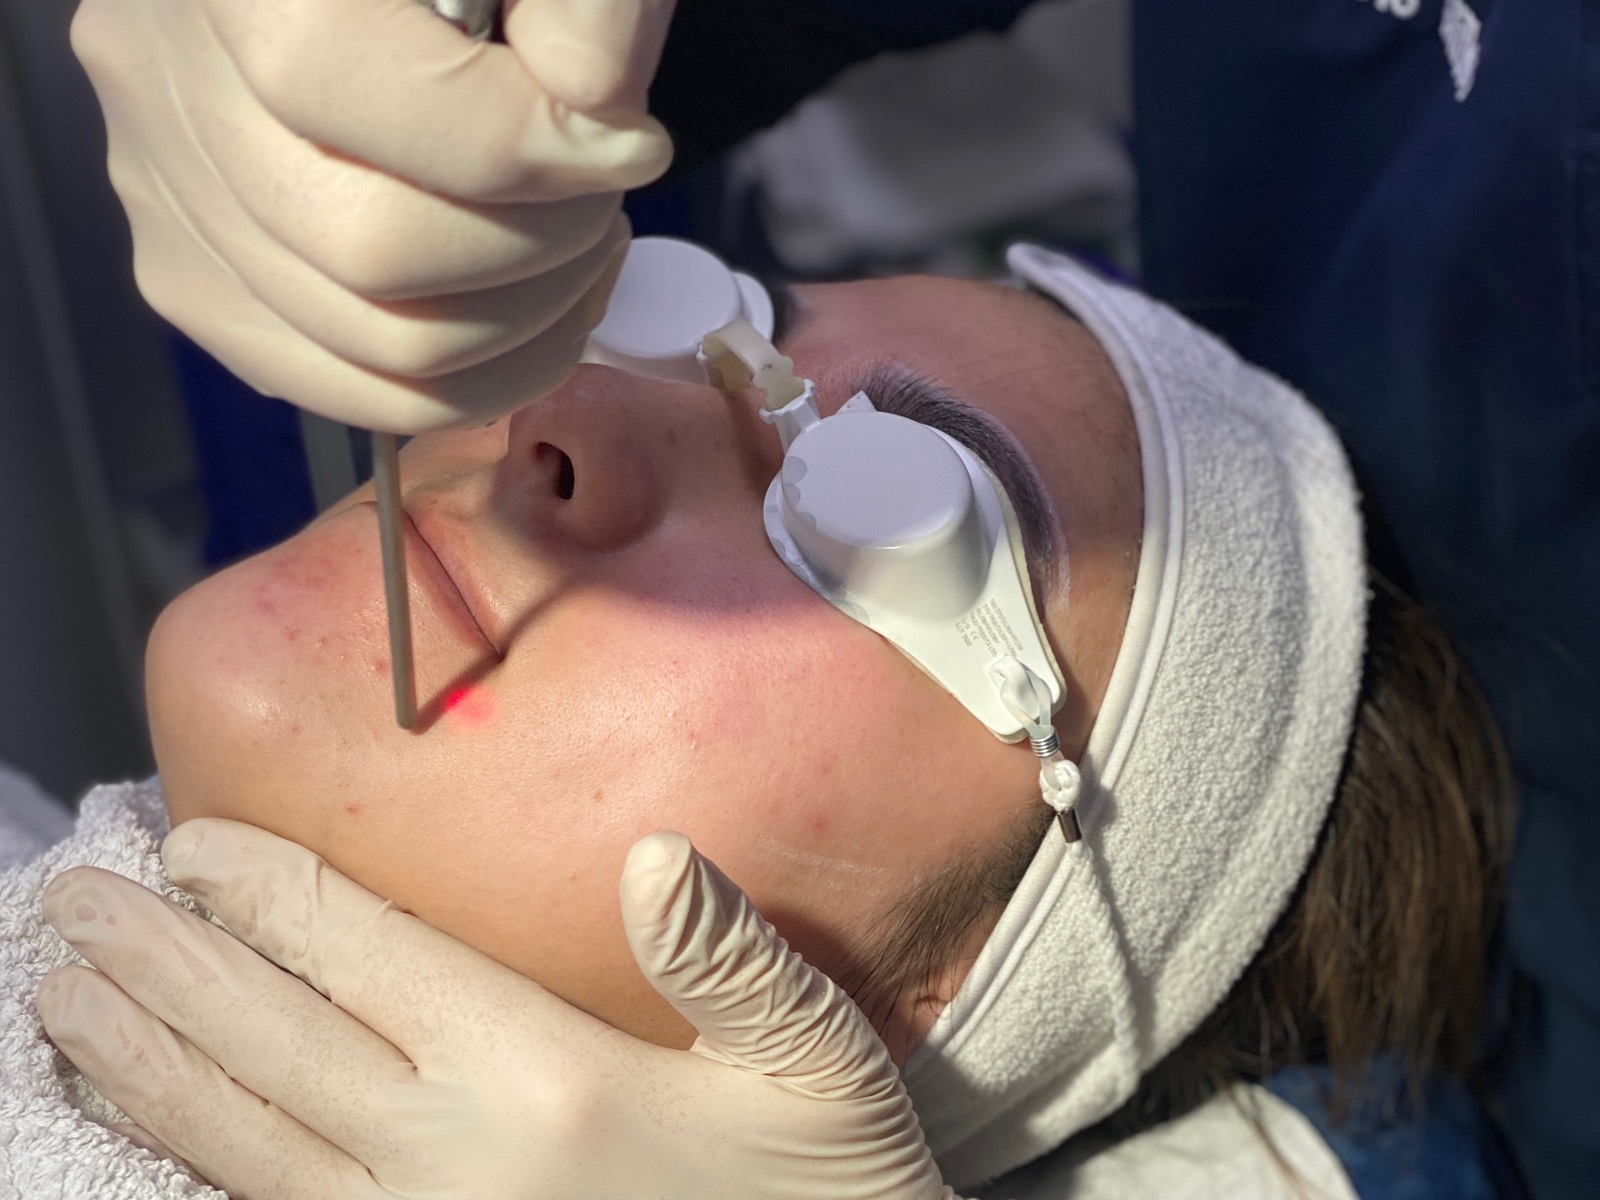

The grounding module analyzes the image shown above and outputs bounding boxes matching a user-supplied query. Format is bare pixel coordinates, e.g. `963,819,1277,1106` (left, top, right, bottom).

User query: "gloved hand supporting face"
70,0,678,432
37,821,959,1200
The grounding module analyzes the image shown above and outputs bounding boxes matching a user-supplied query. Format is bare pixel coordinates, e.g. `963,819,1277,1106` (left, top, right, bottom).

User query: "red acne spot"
344,802,363,818
284,627,301,642
810,813,831,837
444,686,495,728
371,657,389,676
255,598,278,616
288,722,303,736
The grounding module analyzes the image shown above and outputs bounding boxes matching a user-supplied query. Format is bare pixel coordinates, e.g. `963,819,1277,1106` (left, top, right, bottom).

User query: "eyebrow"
765,278,1063,593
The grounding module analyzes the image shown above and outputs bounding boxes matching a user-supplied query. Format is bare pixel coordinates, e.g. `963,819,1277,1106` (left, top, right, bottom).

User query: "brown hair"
834,797,1049,1033
1095,565,1514,1139
838,560,1513,1135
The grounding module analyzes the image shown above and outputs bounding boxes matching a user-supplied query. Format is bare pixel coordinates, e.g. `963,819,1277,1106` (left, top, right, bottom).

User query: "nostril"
533,443,575,500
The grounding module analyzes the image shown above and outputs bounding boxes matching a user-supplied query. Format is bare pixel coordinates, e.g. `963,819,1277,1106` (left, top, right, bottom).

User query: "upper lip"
398,505,501,658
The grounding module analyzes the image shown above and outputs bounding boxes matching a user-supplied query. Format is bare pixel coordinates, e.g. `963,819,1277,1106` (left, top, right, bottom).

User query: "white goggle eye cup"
583,238,773,384
776,410,991,620
765,405,1065,742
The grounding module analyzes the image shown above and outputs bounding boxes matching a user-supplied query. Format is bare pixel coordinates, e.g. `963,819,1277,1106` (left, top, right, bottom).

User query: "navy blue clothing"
1266,1063,1524,1200
1131,3,1599,1196
648,1,1035,171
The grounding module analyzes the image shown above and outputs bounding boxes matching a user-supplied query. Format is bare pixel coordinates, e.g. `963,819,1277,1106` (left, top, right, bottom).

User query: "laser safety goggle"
585,238,1082,836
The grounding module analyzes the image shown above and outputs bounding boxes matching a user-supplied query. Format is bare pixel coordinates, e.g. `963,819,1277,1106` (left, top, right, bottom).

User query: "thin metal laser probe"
373,432,417,728
374,0,498,729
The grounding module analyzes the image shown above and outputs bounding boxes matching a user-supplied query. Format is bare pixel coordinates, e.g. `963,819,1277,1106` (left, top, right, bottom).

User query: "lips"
390,507,499,658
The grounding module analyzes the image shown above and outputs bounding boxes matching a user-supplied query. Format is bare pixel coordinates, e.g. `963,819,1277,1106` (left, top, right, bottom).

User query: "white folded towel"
905,246,1368,1188
986,1084,1354,1200
0,776,222,1199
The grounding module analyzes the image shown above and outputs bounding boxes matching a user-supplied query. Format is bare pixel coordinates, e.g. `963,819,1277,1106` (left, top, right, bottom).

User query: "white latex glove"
37,821,959,1200
70,0,677,432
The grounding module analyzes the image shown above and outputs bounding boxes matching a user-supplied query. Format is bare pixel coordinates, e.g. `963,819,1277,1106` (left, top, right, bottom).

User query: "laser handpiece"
374,0,502,730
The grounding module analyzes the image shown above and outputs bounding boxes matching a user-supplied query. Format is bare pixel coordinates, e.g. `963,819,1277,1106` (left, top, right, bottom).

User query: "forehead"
785,274,1078,390
782,274,1140,556
784,272,1128,437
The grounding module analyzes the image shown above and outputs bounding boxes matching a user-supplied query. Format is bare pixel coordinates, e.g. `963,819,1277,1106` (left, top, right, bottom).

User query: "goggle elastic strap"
991,657,1083,842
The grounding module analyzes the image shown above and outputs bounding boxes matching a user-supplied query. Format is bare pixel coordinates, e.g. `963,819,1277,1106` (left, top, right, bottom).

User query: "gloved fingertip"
162,817,261,885
35,964,102,1043
620,832,707,971
35,964,77,1014
622,831,693,900
525,37,632,113
39,867,74,921
40,867,116,940
160,819,206,875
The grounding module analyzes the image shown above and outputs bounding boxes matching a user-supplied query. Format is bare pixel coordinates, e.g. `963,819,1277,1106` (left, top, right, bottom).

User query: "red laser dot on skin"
444,685,495,728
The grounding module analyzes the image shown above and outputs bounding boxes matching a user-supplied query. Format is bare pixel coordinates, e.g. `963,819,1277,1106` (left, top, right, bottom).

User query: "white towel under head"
0,777,223,1199
904,245,1368,1188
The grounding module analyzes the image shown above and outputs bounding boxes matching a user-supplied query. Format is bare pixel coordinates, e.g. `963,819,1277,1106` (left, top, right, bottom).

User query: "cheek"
154,550,1038,1051
325,601,961,1032
476,591,1032,938
147,546,376,828
150,504,519,820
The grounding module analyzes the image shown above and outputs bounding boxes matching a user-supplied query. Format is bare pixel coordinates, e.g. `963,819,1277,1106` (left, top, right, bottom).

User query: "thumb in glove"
621,832,957,1197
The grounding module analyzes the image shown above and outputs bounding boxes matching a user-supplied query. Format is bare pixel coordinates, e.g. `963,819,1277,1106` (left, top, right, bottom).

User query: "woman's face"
148,274,1140,1051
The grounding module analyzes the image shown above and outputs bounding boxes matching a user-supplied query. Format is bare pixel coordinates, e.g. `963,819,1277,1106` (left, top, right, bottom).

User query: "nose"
491,364,720,553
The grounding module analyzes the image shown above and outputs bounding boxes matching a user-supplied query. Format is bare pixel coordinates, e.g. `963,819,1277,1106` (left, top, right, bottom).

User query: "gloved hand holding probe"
70,0,676,433
38,821,959,1200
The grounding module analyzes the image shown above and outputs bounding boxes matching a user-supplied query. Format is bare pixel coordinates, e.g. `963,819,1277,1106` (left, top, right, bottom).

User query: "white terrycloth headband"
903,245,1368,1188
